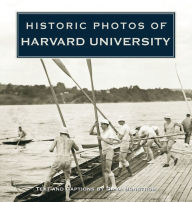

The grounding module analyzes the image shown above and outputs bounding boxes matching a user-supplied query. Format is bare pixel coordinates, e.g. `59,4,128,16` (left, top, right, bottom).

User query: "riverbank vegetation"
0,83,191,105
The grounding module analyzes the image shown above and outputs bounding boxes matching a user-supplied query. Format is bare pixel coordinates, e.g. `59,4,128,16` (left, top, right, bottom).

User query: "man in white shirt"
136,125,162,163
115,117,132,177
90,119,117,189
162,114,184,167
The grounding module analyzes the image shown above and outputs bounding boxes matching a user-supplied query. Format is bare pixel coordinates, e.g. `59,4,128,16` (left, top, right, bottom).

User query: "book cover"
0,1,192,202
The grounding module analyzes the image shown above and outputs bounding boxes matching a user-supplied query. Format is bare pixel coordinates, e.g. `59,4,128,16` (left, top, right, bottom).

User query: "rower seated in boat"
90,119,118,189
18,126,27,140
31,127,79,201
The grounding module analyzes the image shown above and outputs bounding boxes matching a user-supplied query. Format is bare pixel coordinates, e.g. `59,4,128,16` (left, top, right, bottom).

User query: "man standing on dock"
163,114,184,167
32,127,79,201
90,119,117,189
181,114,192,147
136,125,162,163
115,117,132,177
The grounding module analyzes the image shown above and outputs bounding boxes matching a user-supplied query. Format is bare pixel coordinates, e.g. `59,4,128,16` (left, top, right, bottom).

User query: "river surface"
0,102,190,202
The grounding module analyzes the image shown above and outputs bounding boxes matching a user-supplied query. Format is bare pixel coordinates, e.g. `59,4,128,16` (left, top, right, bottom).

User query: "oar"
40,59,85,188
34,139,54,142
86,59,106,186
134,132,184,141
175,64,192,114
0,136,17,141
15,138,22,149
52,59,118,134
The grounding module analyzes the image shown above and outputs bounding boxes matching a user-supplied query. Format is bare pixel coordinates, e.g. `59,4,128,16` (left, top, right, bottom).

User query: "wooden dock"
71,141,192,202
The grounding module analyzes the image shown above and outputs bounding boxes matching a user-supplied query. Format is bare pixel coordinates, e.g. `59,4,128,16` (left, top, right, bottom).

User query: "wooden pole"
134,132,184,141
86,59,106,187
175,64,192,114
40,59,85,188
52,58,118,134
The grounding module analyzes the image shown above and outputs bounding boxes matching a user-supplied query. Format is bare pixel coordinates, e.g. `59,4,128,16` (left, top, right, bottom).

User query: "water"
0,102,189,202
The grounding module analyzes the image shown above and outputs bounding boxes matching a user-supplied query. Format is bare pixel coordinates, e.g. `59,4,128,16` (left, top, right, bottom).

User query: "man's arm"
72,140,79,151
174,122,184,133
164,123,166,133
98,137,113,145
89,122,98,136
49,139,57,152
118,133,124,140
154,137,162,148
22,131,27,138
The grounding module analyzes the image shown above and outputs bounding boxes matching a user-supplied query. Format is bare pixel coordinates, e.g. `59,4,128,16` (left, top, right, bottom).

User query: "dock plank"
138,154,187,202
72,143,192,202
186,187,192,202
159,159,191,202
179,175,192,201
113,156,164,201
171,162,192,202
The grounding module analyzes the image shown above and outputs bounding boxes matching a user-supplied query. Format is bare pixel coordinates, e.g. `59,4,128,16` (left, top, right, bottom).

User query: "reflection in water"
0,102,189,201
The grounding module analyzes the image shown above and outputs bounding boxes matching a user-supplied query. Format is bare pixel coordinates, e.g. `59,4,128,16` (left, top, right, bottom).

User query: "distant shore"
0,83,191,105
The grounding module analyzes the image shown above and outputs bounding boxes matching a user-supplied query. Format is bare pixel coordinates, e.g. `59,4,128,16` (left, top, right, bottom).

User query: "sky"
0,0,192,90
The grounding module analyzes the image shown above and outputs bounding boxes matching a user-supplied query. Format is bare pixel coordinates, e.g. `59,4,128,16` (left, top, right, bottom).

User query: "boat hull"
3,139,33,145
14,146,158,202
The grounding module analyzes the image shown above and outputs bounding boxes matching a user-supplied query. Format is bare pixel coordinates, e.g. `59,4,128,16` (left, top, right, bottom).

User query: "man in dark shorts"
182,114,192,147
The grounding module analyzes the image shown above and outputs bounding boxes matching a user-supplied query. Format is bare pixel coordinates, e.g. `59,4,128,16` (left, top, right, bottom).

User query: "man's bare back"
50,136,79,158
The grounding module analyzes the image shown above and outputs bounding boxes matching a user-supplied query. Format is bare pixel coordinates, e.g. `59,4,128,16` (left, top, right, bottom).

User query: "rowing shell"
13,142,157,202
3,139,33,145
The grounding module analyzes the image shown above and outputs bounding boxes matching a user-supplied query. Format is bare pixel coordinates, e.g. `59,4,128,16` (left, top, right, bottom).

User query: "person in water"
33,127,79,201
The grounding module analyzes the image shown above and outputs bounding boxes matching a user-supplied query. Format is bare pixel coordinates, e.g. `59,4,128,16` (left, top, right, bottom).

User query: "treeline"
0,83,191,105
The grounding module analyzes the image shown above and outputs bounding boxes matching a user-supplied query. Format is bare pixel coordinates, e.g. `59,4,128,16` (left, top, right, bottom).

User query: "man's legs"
186,132,191,145
185,133,187,144
115,152,123,177
32,167,58,196
121,152,132,176
105,159,116,188
164,140,178,167
146,140,154,162
64,172,71,201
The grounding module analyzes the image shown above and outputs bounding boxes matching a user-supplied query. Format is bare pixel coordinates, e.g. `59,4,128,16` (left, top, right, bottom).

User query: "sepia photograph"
1,1,192,202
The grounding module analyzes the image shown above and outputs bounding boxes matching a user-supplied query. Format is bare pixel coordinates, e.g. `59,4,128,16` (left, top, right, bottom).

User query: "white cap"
164,114,171,119
60,127,69,135
152,126,158,131
135,125,141,130
130,129,137,135
118,116,125,122
100,119,109,125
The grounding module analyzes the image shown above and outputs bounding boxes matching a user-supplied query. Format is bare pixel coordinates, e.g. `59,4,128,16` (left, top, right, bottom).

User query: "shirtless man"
162,114,184,167
90,119,117,189
18,126,27,140
33,127,79,201
115,117,132,177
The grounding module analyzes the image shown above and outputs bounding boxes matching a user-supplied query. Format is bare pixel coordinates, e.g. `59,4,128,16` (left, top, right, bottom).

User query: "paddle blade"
52,59,71,77
86,59,92,75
